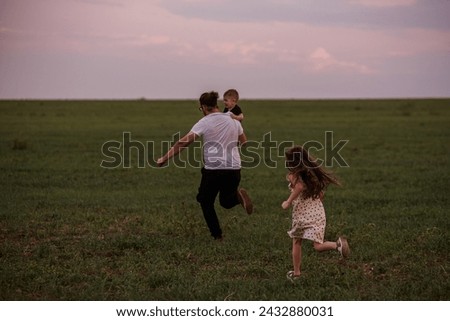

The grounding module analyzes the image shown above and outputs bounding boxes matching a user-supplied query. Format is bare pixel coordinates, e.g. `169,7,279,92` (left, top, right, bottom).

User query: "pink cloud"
207,41,275,64
1,0,448,99
386,29,450,57
347,0,416,7
309,47,376,75
130,35,171,46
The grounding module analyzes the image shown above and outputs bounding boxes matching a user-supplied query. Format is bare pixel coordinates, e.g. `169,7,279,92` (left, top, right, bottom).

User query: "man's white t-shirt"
190,112,243,170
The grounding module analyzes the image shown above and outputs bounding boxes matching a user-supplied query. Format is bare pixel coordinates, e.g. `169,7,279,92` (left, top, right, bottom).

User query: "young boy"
223,89,244,122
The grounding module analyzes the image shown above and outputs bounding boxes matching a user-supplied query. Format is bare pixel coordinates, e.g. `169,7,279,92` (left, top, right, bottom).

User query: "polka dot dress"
288,188,326,243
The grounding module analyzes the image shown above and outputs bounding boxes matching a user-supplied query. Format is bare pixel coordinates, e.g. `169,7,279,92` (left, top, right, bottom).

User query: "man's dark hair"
199,91,219,109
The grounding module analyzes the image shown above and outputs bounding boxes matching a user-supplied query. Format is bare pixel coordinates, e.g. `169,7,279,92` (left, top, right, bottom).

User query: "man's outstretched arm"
157,131,198,167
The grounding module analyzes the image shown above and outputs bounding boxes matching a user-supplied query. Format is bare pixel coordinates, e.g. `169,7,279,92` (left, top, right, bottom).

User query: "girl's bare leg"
313,241,336,252
292,238,302,276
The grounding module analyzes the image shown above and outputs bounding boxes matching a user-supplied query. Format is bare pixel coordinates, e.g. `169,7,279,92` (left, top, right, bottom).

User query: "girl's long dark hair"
285,145,341,199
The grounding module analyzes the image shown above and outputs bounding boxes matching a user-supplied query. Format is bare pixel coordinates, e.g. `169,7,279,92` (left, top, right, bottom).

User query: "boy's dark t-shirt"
223,105,242,116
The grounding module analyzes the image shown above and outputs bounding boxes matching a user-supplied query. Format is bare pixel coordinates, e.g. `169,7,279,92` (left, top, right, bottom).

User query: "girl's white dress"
288,186,326,243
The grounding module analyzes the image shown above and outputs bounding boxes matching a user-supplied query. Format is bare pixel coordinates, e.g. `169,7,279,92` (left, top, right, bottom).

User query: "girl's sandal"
336,236,350,258
286,271,301,283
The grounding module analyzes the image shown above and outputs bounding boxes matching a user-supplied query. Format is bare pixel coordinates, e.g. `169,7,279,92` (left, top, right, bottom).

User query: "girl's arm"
282,178,303,209
319,191,324,201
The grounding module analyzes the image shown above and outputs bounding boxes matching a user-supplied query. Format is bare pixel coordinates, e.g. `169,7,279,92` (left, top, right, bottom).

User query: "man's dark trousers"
196,168,241,239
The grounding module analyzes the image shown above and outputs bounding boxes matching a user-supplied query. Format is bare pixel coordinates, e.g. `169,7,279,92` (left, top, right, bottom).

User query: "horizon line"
1,96,450,101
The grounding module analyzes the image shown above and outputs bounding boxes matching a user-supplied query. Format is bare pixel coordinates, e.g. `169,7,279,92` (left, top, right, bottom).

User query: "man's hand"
156,157,166,167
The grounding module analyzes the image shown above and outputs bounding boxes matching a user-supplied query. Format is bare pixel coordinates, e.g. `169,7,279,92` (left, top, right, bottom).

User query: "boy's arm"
230,113,244,121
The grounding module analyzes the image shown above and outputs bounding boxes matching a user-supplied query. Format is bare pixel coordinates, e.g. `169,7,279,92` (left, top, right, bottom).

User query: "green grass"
0,99,449,300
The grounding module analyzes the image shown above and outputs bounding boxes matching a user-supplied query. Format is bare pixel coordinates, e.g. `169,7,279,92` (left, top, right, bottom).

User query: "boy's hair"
199,91,219,110
223,89,239,101
285,145,341,199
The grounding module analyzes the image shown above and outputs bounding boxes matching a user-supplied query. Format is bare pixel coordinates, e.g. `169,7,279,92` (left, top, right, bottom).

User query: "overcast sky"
1,0,449,99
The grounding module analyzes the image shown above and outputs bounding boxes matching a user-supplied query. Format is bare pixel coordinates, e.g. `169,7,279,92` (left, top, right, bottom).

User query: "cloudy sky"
1,0,449,99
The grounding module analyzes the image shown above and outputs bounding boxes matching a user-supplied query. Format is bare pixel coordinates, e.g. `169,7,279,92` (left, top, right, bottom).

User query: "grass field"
0,99,449,300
